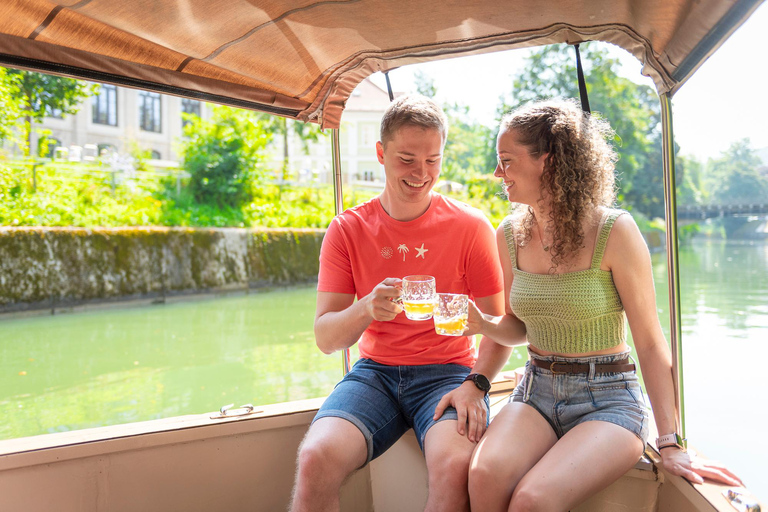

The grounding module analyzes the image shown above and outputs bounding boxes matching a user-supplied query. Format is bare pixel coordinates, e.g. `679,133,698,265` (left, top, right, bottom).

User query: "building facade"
32,78,391,187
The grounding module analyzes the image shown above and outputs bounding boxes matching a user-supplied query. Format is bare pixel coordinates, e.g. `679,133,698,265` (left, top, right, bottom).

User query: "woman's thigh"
513,419,644,511
471,402,558,487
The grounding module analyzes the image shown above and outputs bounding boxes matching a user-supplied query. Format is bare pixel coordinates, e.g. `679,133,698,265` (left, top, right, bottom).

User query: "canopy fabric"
0,0,763,128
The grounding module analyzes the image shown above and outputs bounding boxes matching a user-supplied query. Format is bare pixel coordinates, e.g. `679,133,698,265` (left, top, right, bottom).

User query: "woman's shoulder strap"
591,208,628,269
502,215,518,269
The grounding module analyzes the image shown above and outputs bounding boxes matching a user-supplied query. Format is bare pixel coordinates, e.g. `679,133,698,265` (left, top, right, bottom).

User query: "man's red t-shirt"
317,194,502,367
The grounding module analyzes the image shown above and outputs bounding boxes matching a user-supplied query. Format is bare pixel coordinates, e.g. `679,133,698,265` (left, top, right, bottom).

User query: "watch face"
474,374,491,392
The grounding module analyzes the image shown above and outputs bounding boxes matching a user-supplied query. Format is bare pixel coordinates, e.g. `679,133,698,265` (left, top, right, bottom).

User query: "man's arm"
314,279,402,354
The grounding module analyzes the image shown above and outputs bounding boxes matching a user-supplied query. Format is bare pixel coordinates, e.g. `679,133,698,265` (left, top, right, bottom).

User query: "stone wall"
0,227,325,313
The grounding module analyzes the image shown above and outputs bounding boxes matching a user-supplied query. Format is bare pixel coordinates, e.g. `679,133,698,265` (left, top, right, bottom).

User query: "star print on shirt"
415,243,428,259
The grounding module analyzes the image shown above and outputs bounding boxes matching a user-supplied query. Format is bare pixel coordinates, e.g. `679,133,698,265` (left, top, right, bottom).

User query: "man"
291,95,511,512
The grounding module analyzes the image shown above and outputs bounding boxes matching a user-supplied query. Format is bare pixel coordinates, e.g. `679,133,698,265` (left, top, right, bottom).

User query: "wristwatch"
656,432,686,451
464,373,491,394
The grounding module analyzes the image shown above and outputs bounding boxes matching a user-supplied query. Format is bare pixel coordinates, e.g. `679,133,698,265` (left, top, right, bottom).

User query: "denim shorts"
510,349,649,442
314,358,489,465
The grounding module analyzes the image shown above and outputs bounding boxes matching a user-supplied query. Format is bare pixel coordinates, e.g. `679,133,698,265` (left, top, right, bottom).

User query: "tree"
708,139,767,205
676,153,706,207
415,70,437,98
498,44,664,218
0,68,22,147
5,69,94,155
442,102,495,182
181,105,272,209
413,71,495,181
265,117,325,183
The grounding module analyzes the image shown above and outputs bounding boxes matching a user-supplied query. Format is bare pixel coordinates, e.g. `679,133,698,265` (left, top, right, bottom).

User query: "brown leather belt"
531,357,635,374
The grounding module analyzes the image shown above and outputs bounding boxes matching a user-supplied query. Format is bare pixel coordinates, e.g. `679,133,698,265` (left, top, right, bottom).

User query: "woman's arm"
465,224,527,346
607,214,742,486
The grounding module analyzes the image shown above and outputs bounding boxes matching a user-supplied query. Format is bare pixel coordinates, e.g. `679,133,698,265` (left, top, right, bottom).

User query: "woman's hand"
660,447,744,486
462,299,485,337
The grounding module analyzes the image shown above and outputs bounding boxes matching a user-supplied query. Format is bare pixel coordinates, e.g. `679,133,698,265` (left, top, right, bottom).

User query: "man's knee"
296,436,333,480
428,442,472,487
296,418,368,485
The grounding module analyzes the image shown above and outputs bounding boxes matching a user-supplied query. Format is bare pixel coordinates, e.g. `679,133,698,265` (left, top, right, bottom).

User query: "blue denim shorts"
314,358,489,464
510,349,650,443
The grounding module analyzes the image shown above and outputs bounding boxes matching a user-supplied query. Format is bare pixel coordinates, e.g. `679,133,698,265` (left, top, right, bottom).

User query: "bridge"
677,203,768,220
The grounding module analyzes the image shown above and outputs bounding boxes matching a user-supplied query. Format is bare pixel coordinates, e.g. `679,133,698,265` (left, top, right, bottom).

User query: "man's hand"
433,381,488,443
660,447,744,486
363,278,403,322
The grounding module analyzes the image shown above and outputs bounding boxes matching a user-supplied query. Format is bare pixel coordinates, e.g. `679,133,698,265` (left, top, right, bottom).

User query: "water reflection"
652,239,767,500
0,289,344,439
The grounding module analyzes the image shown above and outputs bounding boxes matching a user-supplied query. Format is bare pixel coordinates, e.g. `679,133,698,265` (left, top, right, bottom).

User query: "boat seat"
365,374,658,512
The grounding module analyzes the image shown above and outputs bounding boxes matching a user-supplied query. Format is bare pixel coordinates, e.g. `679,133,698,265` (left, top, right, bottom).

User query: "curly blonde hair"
500,99,618,268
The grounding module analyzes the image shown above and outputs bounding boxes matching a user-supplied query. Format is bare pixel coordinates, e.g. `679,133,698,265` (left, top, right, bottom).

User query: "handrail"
330,128,352,375
659,92,686,442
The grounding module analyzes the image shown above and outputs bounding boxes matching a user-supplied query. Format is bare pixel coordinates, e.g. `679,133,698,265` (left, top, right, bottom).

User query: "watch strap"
656,432,686,451
463,373,491,393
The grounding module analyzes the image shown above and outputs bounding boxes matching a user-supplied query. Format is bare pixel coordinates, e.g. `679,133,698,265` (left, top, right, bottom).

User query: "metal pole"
331,128,352,375
659,92,686,441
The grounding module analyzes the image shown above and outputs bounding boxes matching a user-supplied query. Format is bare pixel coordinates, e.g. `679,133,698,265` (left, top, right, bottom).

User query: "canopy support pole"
659,92,686,441
330,128,352,375
384,71,395,101
572,44,591,114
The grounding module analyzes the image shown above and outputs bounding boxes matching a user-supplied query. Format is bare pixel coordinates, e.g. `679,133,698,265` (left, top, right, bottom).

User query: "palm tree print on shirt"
397,244,409,261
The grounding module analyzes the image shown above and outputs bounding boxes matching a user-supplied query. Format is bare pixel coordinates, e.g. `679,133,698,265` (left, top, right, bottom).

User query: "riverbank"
0,227,324,314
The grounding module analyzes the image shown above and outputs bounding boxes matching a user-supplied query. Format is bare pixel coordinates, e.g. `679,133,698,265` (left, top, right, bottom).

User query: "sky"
368,3,768,162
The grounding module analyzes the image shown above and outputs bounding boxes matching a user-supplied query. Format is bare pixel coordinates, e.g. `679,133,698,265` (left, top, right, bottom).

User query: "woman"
465,99,742,511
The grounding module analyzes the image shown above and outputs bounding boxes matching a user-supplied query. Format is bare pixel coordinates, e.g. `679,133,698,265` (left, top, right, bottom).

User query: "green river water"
1,238,766,497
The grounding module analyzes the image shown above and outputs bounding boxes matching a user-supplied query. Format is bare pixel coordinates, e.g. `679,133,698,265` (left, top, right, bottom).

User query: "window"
359,123,376,147
46,106,63,119
92,84,118,126
150,150,161,160
139,91,162,132
181,98,201,128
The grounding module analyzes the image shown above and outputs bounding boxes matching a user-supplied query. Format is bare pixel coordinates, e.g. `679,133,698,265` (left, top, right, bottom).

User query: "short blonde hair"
380,94,448,147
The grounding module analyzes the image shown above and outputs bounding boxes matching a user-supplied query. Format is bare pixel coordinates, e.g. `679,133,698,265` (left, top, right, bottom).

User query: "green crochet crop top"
503,209,627,354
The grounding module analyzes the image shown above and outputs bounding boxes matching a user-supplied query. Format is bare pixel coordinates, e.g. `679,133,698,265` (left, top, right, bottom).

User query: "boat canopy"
0,0,763,128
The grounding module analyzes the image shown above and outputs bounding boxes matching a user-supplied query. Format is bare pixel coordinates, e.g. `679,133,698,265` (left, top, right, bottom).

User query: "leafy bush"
181,106,271,210
0,160,165,227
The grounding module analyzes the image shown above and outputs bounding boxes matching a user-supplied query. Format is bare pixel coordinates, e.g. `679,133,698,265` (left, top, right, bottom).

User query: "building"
31,78,392,187
269,77,391,188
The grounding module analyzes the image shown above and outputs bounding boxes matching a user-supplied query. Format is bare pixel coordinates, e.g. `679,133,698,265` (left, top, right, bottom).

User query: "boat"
0,1,765,510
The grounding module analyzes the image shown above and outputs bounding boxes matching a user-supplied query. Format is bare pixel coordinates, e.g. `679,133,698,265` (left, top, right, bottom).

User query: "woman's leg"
468,402,557,512
509,420,644,512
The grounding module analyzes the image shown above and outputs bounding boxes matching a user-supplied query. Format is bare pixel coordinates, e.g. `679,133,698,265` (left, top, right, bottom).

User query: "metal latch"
210,403,261,420
723,488,761,512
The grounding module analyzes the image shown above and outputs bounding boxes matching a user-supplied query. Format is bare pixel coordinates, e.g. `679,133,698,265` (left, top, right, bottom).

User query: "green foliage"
414,71,438,98
4,69,95,155
442,103,495,183
0,160,165,227
262,116,326,181
676,154,706,206
0,68,22,146
499,44,663,218
707,139,767,205
180,105,272,209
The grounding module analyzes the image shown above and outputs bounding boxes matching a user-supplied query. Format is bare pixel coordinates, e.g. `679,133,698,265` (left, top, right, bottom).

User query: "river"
1,238,765,498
